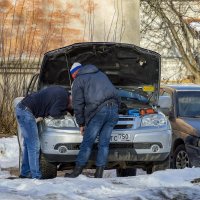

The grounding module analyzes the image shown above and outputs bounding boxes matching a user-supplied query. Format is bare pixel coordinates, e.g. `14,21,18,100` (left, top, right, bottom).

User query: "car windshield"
177,91,200,117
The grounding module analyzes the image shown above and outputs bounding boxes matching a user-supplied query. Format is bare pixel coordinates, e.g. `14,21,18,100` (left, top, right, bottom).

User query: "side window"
26,74,39,96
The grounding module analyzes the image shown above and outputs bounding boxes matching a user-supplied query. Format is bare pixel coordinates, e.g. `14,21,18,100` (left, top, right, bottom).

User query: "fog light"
58,146,67,153
151,144,160,153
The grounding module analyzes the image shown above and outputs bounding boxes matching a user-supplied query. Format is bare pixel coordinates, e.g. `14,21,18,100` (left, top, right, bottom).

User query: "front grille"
118,117,135,121
54,143,135,150
134,142,163,149
114,124,133,129
93,143,134,149
114,117,135,129
54,143,80,150
109,143,134,149
54,142,163,151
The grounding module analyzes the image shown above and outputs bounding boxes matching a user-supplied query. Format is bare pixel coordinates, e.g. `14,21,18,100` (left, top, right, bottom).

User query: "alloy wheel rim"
176,150,190,169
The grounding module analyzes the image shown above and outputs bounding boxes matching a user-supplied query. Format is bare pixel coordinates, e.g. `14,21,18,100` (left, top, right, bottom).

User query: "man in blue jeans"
15,86,72,179
65,63,119,178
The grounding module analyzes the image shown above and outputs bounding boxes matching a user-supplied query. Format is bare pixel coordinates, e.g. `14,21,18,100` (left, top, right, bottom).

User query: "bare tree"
0,0,128,135
141,0,200,83
0,0,81,135
81,0,126,43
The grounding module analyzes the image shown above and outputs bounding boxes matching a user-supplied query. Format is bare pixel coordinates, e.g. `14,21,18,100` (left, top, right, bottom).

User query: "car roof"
161,84,200,91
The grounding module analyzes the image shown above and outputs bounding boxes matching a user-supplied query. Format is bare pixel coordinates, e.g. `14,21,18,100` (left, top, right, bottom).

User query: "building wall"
0,0,140,57
161,58,188,83
0,0,140,86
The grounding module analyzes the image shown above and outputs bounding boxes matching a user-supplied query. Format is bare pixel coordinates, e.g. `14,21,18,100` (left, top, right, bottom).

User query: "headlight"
141,114,167,127
45,115,77,128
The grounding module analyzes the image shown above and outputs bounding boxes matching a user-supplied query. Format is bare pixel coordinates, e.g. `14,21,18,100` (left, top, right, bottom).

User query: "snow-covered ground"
1,136,200,200
0,136,19,169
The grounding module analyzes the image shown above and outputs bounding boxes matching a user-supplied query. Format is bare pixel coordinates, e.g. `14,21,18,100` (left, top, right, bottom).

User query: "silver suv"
15,42,172,179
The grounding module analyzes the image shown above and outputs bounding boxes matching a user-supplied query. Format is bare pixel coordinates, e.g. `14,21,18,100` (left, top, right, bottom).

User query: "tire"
40,154,57,179
116,168,137,177
173,144,191,169
17,127,57,179
148,156,170,174
19,152,57,179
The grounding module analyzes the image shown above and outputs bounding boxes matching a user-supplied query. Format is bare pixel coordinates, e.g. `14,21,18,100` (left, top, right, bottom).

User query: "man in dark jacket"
15,86,72,179
65,63,119,178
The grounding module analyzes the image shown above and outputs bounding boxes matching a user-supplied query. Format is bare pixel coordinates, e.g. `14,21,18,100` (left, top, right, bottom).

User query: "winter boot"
64,166,84,178
94,166,104,178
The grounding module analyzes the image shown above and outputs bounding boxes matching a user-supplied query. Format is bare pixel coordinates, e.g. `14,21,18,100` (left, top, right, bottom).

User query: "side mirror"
158,96,172,116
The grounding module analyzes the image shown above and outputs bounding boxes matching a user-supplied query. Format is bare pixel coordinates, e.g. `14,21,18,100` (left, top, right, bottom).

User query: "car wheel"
147,156,170,174
19,152,57,179
173,144,191,169
40,153,57,179
116,168,137,177
17,129,57,179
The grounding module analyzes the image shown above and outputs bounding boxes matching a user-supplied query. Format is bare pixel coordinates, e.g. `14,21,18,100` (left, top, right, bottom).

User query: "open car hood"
38,42,161,105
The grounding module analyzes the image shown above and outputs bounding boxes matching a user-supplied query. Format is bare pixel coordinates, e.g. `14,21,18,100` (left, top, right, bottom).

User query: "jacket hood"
38,42,161,104
77,64,99,76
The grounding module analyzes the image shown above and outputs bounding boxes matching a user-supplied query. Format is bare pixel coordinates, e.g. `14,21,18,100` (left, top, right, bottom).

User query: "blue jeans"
76,104,118,167
15,103,42,179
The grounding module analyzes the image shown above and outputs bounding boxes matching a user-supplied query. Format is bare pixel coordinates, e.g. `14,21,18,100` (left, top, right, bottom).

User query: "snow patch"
0,136,19,168
1,137,200,200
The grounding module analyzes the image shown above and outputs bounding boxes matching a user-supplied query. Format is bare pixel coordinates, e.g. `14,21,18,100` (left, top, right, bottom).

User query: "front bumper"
43,151,169,163
40,127,171,163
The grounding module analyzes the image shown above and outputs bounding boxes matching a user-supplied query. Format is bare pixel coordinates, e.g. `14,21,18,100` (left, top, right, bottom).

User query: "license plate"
110,133,131,142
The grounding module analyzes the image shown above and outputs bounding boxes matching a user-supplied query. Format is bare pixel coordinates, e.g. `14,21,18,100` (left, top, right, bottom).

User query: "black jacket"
22,86,69,118
72,64,119,126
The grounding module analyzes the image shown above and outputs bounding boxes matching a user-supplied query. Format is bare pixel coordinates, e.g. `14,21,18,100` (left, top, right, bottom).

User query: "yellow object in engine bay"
142,85,155,92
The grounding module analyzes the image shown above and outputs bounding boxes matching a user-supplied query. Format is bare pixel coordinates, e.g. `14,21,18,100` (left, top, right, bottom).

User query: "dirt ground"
2,166,96,178
2,167,75,178
2,167,19,176
0,134,13,138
